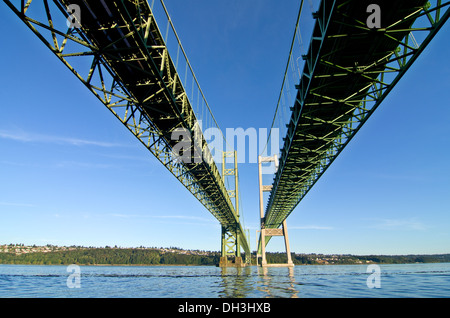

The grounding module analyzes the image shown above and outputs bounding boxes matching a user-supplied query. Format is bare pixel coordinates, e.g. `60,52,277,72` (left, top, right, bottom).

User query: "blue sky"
1,0,449,255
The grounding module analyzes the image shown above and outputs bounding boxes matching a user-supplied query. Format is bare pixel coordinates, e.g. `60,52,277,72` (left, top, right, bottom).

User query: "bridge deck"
58,0,239,225
265,0,449,228
4,0,250,255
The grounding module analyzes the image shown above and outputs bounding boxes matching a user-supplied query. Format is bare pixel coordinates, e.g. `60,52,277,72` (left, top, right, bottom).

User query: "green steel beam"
4,0,250,257
264,0,450,231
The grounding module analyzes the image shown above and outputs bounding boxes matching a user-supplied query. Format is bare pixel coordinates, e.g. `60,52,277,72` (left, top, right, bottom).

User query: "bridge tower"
257,155,294,267
219,151,246,267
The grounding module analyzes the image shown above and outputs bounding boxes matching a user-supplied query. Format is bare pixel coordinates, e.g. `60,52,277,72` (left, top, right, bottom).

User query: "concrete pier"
218,256,246,268
258,156,295,268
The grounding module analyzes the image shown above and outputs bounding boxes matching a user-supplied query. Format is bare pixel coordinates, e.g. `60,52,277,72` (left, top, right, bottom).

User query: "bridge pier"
219,256,245,268
257,220,294,268
219,225,248,267
218,151,249,268
258,156,294,268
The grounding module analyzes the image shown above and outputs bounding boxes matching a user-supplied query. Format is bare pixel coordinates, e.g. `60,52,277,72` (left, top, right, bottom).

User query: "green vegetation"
1,244,449,266
265,252,450,265
0,245,220,266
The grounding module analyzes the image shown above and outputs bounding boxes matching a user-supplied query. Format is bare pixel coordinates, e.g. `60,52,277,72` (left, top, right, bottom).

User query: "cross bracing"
5,0,449,263
264,0,450,230
4,0,250,259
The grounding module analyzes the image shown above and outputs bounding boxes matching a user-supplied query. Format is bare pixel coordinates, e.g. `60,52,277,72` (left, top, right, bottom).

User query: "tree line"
1,248,449,266
0,248,221,266
264,252,450,265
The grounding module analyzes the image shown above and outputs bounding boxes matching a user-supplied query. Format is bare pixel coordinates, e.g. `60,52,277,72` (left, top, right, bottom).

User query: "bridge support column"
258,221,294,268
219,151,246,267
258,155,294,268
219,225,245,267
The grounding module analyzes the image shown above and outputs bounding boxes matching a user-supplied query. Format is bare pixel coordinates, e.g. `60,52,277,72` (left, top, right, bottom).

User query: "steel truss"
220,151,250,266
265,0,450,229
5,0,250,257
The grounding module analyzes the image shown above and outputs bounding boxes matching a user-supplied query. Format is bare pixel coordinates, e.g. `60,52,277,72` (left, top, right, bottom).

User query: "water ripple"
0,263,449,298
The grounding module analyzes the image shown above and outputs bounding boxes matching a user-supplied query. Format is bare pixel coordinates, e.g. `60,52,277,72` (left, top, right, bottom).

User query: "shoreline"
2,262,450,267
0,262,210,267
2,245,450,267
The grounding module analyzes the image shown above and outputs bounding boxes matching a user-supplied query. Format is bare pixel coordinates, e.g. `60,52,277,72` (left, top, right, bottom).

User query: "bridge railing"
261,0,319,161
149,1,249,257
263,0,450,227
258,0,318,225
150,0,228,169
3,0,250,259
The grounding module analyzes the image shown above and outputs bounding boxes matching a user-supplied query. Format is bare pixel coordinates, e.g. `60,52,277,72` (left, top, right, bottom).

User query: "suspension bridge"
4,0,449,267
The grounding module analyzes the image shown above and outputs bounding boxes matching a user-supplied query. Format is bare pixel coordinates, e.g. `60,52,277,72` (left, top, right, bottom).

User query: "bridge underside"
264,0,450,232
5,0,250,262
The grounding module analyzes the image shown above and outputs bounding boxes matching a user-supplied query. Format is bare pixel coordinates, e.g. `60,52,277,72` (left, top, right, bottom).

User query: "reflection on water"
1,263,449,298
256,266,299,298
219,266,253,298
219,266,300,298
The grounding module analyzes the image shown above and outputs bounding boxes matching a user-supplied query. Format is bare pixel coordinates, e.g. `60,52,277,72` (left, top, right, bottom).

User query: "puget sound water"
0,263,449,298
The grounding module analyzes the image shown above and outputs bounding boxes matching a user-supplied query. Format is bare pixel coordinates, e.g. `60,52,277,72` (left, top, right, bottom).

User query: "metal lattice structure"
5,0,449,264
4,0,250,262
264,0,450,230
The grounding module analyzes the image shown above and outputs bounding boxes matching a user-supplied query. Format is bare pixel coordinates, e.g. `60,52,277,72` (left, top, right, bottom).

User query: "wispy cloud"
368,217,428,231
109,213,145,219
290,225,334,230
55,161,116,169
0,201,35,208
242,224,334,231
109,213,215,225
152,215,214,222
0,129,123,148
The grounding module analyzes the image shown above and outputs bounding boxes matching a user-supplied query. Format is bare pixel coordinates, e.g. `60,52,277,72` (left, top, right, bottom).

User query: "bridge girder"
4,0,250,258
264,0,450,231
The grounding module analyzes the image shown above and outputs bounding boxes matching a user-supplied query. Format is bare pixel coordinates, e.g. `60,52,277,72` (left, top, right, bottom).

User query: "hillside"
1,244,449,266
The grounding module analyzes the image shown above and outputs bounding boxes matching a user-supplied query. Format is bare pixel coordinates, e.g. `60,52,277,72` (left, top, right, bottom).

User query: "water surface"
1,263,449,298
